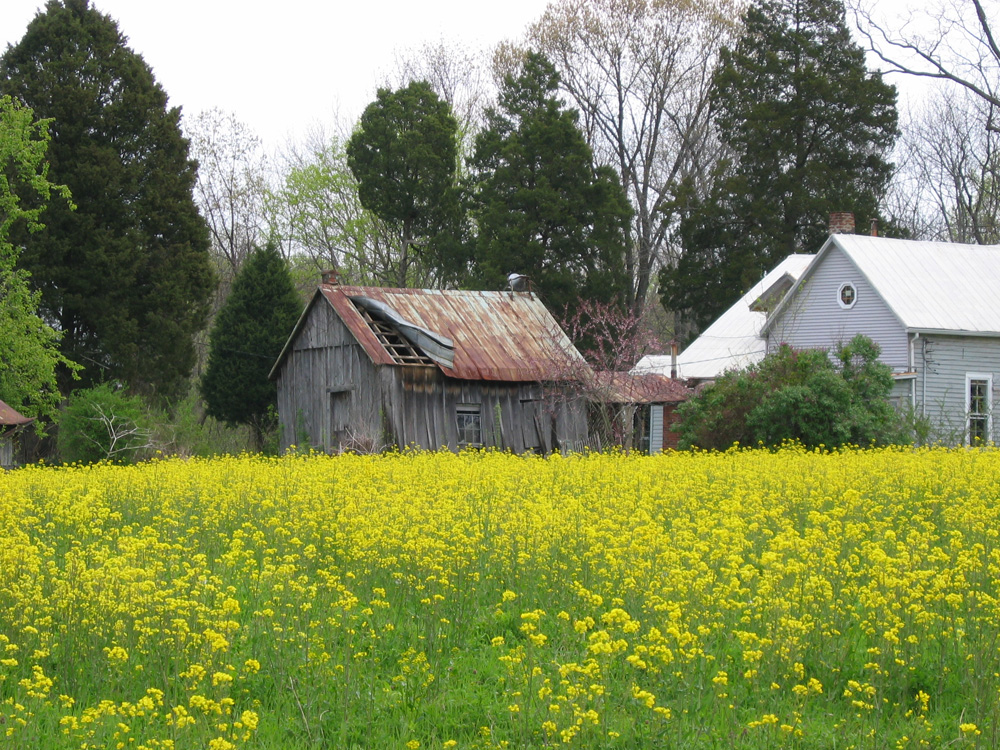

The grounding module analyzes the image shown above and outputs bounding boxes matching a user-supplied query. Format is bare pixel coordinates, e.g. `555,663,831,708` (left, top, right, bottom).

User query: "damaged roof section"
351,296,454,369
0,399,33,438
311,285,589,382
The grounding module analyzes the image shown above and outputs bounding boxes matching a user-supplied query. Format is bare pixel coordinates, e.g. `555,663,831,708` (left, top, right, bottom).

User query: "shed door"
520,399,542,453
330,391,350,450
649,404,664,455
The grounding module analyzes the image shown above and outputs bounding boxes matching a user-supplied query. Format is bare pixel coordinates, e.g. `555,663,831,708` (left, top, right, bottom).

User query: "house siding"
766,246,908,369
915,334,1000,443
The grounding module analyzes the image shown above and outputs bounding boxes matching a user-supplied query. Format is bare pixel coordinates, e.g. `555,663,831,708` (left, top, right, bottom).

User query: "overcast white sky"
1,0,553,150
2,0,939,154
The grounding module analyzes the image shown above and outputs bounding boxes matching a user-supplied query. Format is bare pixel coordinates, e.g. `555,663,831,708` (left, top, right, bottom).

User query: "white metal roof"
765,235,1000,336
837,235,1000,333
635,254,814,380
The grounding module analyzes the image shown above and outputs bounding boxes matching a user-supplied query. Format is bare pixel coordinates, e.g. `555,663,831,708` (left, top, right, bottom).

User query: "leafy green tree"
346,81,460,287
200,243,301,450
269,130,421,286
463,52,631,319
660,0,898,333
676,335,907,450
0,0,215,402
0,94,77,423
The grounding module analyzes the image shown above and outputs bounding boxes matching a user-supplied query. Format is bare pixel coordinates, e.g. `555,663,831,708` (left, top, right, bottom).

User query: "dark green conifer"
661,0,898,334
346,81,460,286
0,0,215,401
200,243,301,450
465,52,631,319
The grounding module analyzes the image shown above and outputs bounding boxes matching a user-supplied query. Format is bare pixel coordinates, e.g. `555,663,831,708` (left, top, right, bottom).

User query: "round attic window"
838,282,857,309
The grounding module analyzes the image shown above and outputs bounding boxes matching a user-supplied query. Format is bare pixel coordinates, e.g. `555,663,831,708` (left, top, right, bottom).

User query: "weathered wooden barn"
269,276,592,453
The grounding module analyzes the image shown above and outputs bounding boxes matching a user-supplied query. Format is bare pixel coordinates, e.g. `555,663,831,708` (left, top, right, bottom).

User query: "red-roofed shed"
0,400,33,469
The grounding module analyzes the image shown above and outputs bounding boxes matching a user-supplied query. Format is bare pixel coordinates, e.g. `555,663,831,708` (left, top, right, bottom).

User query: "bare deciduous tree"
888,88,1000,243
387,38,491,148
527,0,736,313
270,126,434,288
852,0,1000,113
84,402,152,462
186,108,270,281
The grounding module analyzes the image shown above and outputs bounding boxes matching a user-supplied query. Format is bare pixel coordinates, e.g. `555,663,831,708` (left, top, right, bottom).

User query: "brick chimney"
321,268,341,286
829,212,855,234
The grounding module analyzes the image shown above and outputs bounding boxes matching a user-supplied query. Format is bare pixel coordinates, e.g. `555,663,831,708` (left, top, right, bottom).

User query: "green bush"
58,384,151,464
677,335,909,449
147,385,254,458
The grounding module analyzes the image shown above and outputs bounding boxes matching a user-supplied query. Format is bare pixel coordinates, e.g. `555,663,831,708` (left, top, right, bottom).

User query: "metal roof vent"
508,272,530,292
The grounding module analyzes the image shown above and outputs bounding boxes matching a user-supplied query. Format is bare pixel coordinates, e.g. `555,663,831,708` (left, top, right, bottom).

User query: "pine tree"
660,0,898,334
0,0,215,401
200,243,301,450
465,52,631,319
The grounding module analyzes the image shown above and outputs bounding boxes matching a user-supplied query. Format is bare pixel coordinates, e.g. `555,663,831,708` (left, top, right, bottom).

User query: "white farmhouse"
762,233,1000,444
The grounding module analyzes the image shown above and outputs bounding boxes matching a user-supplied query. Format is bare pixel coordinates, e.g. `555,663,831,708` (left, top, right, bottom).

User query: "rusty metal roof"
0,400,33,427
590,372,692,404
273,284,590,382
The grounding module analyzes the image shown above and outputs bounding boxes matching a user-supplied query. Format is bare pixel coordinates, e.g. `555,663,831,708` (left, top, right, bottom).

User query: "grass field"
0,446,998,749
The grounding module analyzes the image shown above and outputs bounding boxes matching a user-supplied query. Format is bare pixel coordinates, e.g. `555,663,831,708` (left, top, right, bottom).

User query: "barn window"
838,282,857,309
457,404,482,447
967,373,992,445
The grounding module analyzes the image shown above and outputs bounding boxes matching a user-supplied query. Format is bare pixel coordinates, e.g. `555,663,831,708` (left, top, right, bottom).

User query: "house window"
967,373,993,444
457,404,482,447
838,282,857,309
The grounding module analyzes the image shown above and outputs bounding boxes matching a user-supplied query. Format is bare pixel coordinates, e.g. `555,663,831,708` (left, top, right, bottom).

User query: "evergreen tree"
464,52,631,319
346,81,460,287
660,0,898,334
200,243,301,450
0,0,215,401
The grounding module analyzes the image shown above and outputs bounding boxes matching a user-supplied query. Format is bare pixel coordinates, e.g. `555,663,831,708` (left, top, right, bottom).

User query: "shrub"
57,384,151,464
677,335,909,449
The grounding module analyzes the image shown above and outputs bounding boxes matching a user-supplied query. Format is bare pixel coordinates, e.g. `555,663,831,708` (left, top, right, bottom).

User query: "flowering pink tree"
545,299,677,450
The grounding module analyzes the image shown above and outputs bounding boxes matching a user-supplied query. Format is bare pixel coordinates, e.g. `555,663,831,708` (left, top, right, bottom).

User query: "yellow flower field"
0,446,998,749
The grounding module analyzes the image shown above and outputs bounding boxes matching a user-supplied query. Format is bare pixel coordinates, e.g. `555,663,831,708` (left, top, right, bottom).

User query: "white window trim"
837,282,858,309
965,372,993,445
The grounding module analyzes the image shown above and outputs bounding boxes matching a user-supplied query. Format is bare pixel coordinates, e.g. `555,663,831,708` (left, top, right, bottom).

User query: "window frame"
966,372,993,445
837,282,858,309
456,403,483,448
